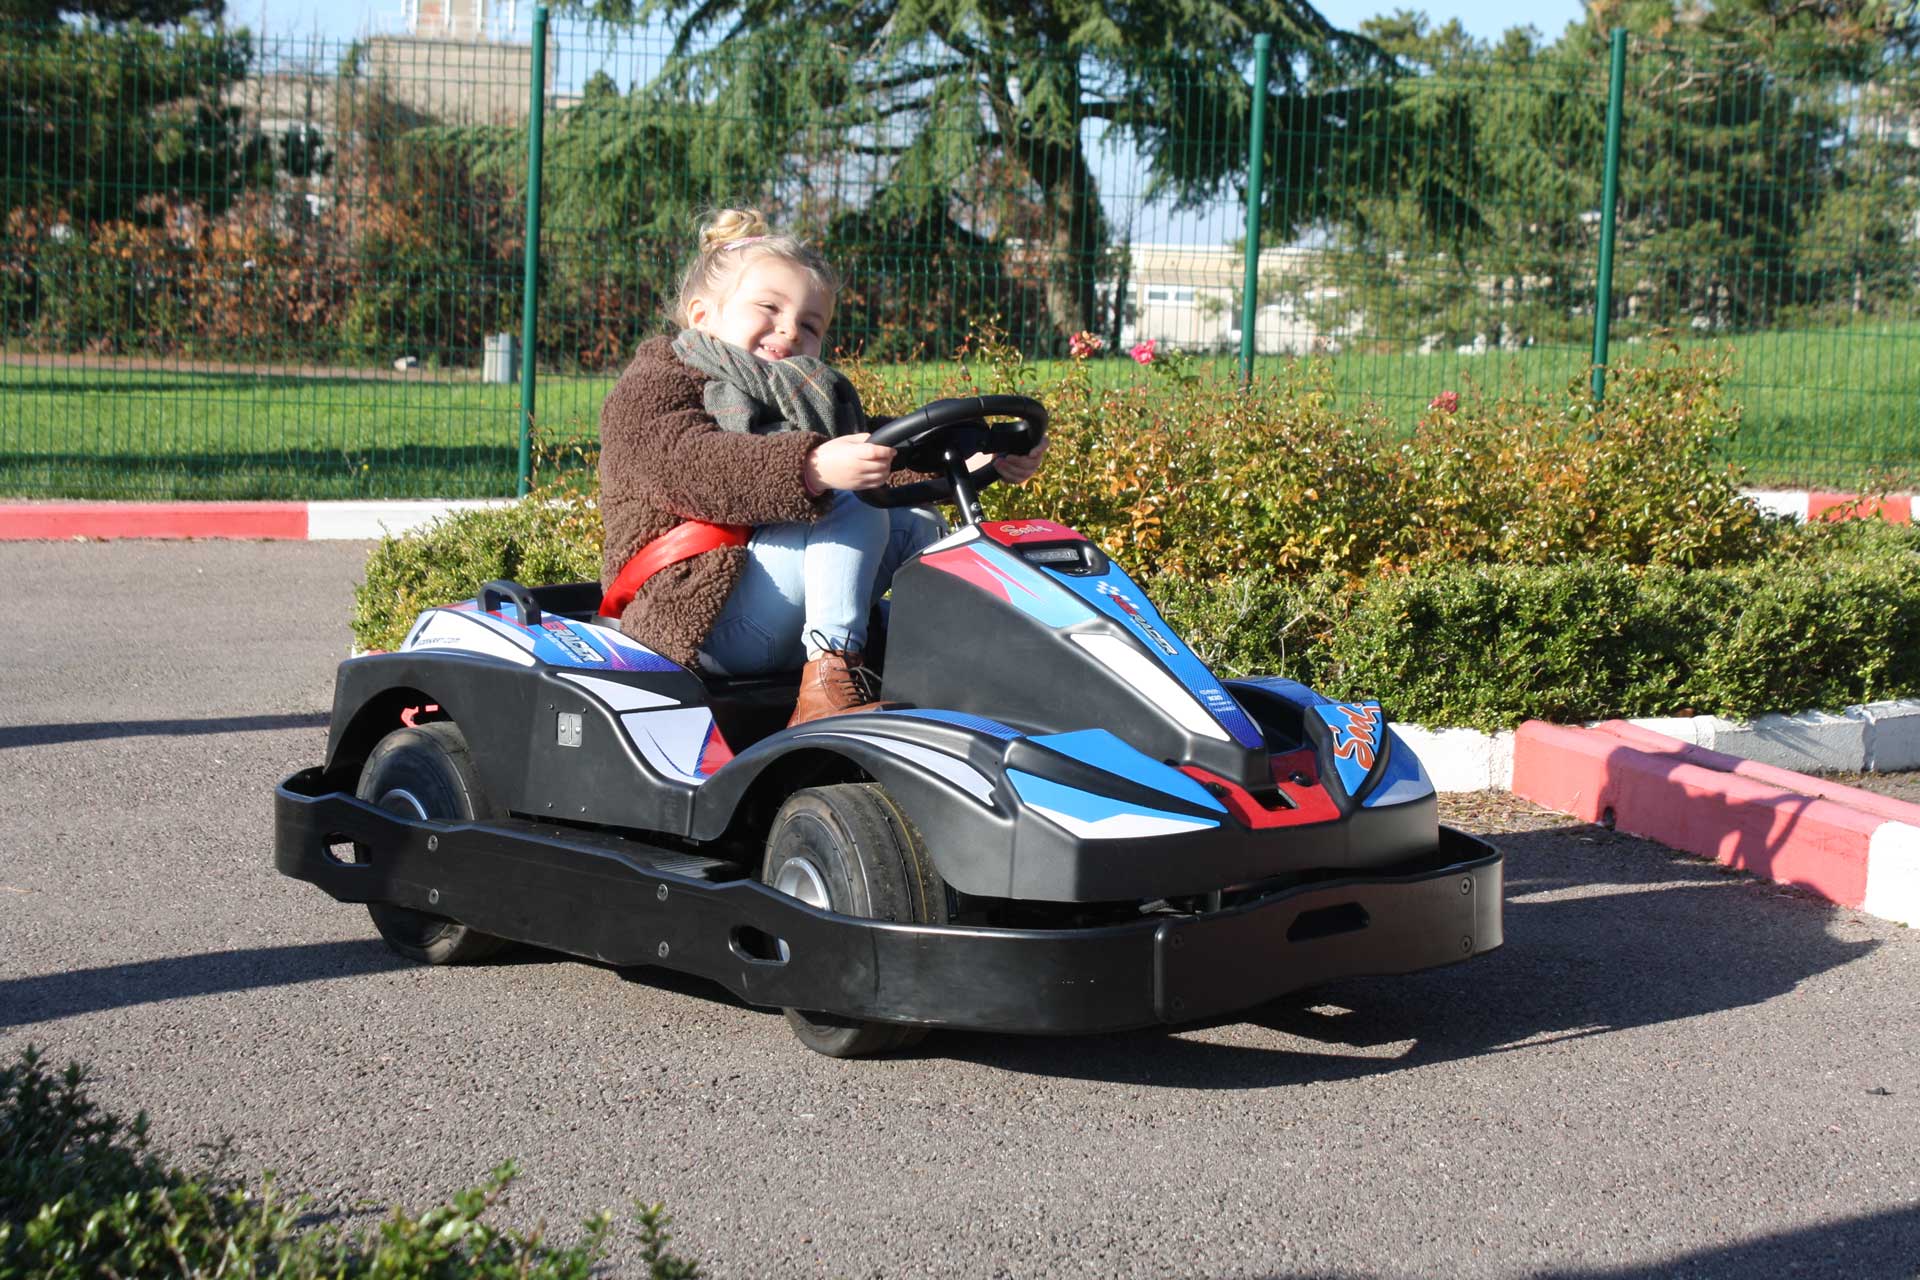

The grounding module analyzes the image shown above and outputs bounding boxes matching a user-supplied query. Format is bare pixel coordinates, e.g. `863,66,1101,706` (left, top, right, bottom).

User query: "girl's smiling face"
687,256,832,362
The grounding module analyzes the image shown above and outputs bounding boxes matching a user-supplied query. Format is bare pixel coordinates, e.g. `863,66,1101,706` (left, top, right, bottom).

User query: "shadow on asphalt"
9,826,1877,1089
1251,1203,1920,1280
921,824,1877,1086
0,940,406,1029
1546,1202,1920,1280
0,712,330,749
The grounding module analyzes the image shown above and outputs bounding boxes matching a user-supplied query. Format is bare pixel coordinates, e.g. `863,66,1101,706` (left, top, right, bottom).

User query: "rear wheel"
762,783,949,1057
355,721,508,965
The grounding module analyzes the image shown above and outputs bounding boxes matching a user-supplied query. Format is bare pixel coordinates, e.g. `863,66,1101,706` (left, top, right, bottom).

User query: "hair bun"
700,208,771,252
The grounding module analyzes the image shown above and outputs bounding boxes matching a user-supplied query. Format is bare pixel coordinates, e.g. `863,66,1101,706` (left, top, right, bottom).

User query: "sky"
246,0,1592,46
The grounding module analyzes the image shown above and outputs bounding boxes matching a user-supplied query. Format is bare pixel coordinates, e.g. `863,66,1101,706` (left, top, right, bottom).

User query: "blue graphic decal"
594,629,686,673
1030,729,1225,812
1054,565,1264,750
1361,729,1433,808
1005,770,1218,834
530,618,609,668
1314,700,1385,797
475,600,683,674
881,708,1022,740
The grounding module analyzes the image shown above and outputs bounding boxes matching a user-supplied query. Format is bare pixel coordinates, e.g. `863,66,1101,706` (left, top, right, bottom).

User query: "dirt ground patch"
1448,774,1920,817
1438,788,1581,833
1814,769,1920,806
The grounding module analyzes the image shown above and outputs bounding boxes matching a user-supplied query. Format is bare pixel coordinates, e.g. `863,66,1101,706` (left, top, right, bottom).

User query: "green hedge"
1147,522,1920,730
0,1047,698,1280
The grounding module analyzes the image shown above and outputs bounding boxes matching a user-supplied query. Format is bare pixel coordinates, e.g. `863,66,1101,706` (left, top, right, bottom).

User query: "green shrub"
848,327,1784,580
355,487,601,652
0,1047,700,1280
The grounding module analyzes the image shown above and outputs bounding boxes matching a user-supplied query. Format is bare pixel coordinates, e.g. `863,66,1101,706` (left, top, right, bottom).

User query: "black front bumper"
276,768,1503,1036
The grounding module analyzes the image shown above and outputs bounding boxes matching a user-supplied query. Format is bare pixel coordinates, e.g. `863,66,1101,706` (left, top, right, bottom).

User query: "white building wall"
1117,244,1339,355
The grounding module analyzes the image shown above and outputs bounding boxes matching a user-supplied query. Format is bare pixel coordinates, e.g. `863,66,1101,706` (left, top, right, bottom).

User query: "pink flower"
1068,330,1104,359
1129,339,1157,365
1428,390,1459,414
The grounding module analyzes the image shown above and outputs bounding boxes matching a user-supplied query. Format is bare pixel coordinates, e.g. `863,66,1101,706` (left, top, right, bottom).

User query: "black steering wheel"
854,394,1048,524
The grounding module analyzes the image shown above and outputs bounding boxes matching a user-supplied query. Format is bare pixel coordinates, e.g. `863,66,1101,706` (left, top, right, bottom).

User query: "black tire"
354,721,509,965
761,783,949,1057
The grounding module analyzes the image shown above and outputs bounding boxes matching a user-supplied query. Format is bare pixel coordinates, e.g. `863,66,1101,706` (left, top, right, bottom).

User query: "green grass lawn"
1276,326,1920,490
4,322,1916,499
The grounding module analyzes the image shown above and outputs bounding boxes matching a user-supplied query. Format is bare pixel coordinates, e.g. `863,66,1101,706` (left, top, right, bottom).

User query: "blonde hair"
674,208,841,329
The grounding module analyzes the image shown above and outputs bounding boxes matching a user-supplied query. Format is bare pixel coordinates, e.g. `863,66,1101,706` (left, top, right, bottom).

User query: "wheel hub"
773,856,832,911
376,787,429,820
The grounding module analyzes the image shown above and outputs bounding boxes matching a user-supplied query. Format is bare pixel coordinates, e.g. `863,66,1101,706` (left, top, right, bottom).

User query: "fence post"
517,4,550,497
1239,33,1272,387
1590,26,1627,404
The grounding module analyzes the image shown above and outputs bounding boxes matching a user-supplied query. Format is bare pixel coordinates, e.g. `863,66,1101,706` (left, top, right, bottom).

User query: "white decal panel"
1025,806,1216,840
919,524,981,555
1069,634,1229,741
403,609,537,666
620,707,718,784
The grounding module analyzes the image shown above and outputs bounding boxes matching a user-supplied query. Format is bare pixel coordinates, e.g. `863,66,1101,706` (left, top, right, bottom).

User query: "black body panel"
278,767,1503,1034
881,555,1273,791
324,650,709,835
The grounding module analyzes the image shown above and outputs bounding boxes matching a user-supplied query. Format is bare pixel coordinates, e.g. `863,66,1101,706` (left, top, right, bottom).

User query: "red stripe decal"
697,722,735,775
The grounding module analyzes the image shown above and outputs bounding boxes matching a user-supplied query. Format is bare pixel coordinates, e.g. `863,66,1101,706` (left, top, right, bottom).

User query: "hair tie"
719,236,767,251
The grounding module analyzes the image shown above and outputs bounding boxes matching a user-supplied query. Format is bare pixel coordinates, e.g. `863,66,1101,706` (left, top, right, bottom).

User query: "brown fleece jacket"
599,336,830,667
599,337,946,668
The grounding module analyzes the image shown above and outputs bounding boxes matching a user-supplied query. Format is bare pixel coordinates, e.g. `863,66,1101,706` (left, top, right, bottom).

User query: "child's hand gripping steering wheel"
854,394,1049,527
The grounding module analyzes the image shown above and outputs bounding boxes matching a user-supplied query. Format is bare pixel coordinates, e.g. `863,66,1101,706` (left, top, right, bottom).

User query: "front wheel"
354,721,508,965
761,783,949,1057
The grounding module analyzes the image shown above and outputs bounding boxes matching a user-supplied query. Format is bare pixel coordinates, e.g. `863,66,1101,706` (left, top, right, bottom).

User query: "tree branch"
853,62,966,95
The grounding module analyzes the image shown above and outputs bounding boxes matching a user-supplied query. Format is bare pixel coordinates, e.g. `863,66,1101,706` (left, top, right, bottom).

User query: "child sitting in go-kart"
598,208,1046,727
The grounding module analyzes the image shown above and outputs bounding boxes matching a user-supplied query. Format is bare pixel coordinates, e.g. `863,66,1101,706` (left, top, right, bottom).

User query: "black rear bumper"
276,768,1503,1035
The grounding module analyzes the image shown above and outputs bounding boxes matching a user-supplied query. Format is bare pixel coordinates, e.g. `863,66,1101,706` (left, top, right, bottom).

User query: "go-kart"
274,394,1502,1056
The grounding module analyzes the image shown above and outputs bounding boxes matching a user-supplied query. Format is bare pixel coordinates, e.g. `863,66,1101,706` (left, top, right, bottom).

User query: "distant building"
363,0,551,127
402,0,520,42
1115,243,1349,355
233,0,549,148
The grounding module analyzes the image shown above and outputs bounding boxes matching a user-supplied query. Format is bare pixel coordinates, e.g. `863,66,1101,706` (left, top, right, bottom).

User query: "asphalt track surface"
3,540,1917,1279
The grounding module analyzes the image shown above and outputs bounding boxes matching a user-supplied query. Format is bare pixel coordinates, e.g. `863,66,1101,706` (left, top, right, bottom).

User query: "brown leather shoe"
787,648,889,728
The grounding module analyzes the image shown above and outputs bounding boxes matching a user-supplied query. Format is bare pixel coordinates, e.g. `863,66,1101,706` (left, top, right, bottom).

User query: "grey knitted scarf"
671,328,867,440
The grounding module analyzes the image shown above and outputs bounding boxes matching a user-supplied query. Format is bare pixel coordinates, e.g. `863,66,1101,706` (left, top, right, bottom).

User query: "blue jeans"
698,490,947,676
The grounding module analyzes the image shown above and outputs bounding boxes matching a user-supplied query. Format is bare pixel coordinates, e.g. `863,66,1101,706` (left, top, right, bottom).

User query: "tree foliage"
1277,2,1920,350
0,21,264,225
550,0,1380,340
0,0,221,23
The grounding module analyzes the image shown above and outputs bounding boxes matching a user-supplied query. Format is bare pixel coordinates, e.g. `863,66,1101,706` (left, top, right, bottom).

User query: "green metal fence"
2,15,1916,499
1251,27,1920,487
